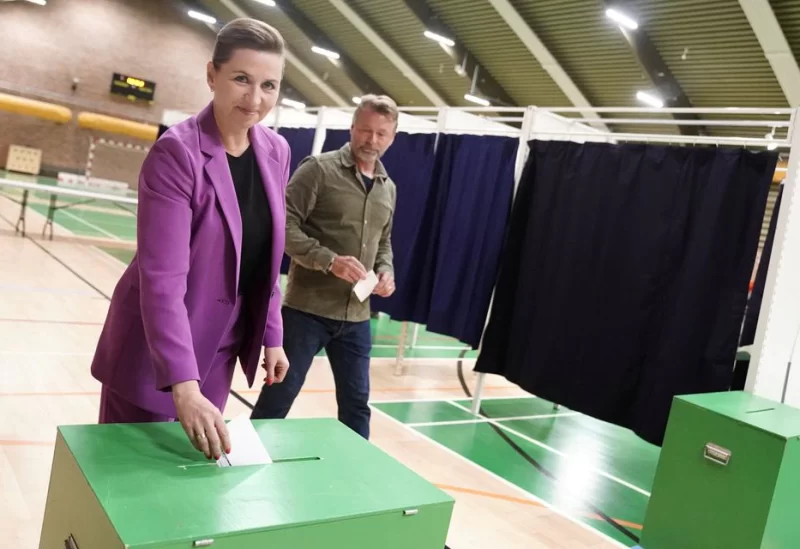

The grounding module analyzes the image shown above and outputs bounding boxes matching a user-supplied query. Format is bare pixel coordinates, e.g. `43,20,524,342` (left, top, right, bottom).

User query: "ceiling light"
606,8,638,30
311,46,340,60
25,0,47,4
424,30,455,47
252,0,277,5
188,10,216,24
352,97,362,104
464,93,490,107
282,98,306,110
636,90,663,108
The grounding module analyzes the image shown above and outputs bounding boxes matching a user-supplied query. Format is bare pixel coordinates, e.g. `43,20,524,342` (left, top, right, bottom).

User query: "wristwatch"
325,256,337,274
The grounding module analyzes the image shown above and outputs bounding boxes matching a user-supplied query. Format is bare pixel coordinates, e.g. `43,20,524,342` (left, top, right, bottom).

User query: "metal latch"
403,509,419,516
193,540,215,547
704,443,731,466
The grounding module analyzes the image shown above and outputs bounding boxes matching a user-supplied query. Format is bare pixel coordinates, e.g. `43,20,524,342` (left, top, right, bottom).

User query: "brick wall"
0,0,216,187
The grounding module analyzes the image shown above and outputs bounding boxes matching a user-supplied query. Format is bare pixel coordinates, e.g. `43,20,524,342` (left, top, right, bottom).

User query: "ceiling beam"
485,0,609,132
607,2,706,136
738,0,800,107
403,0,515,107
214,0,349,106
276,0,387,99
327,0,447,107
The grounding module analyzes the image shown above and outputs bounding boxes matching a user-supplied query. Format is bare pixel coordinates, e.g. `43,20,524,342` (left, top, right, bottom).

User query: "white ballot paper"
216,414,272,467
353,270,379,302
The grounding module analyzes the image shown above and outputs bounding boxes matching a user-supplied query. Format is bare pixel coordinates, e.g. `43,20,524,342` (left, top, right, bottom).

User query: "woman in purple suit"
90,18,291,461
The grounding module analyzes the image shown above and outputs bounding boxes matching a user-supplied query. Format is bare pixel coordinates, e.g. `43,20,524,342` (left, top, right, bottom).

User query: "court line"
371,393,527,404
407,412,578,428
0,440,54,447
433,483,643,531
446,400,652,498
58,210,121,241
0,284,102,297
0,385,513,397
0,318,103,326
370,405,628,549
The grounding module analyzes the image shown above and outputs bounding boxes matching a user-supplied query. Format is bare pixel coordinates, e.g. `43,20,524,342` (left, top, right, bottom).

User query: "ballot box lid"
58,418,453,546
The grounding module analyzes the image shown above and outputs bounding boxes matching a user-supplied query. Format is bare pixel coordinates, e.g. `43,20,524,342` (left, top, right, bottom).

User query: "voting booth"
39,418,454,548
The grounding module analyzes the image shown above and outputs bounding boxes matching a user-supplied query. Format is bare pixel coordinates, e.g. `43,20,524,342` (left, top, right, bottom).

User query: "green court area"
0,171,474,360
371,396,660,547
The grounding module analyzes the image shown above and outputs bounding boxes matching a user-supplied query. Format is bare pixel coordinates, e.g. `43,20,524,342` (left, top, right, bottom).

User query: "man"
251,95,398,439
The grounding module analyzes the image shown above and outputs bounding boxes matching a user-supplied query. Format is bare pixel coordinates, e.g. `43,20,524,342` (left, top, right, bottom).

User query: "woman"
90,18,290,462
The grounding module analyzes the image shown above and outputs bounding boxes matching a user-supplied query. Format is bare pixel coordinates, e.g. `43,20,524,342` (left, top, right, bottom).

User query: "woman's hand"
262,347,290,386
172,381,230,460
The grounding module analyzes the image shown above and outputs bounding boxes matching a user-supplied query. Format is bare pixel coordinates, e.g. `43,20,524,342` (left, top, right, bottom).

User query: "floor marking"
446,400,652,498
370,405,628,549
407,412,579,428
368,392,525,404
59,210,121,241
0,351,94,356
0,440,54,447
0,284,101,297
0,318,104,326
433,483,643,531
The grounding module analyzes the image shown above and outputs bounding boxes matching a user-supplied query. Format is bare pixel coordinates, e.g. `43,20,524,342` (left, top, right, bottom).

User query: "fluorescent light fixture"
768,142,778,151
352,96,362,104
311,46,340,60
252,0,277,5
464,93,490,107
606,8,638,30
424,30,455,47
282,98,306,110
636,90,663,108
188,10,216,24
25,0,47,5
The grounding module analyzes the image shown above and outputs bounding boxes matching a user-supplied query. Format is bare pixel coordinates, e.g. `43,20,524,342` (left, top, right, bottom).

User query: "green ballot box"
39,418,454,548
640,391,800,549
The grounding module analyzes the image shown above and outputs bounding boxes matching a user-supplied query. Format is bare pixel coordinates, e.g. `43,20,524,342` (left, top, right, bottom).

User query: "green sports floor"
371,395,656,547
0,171,658,547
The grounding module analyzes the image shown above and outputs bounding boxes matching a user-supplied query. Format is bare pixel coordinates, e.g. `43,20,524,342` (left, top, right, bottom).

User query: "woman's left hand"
262,347,290,386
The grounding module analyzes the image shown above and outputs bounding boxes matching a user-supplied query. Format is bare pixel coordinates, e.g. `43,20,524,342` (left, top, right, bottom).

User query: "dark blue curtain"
395,133,518,347
731,183,784,390
278,126,316,176
322,129,350,153
277,127,316,274
475,140,776,446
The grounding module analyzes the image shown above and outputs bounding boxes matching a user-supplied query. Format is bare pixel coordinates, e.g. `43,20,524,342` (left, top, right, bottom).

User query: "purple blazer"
91,102,288,417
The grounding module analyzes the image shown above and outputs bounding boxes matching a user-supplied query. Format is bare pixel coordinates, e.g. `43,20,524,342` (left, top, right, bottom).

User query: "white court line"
59,210,120,241
369,405,628,549
446,400,652,498
0,351,94,356
371,394,532,405
407,412,579,428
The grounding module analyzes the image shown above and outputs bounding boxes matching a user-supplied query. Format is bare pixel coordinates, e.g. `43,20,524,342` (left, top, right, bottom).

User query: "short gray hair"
353,94,399,128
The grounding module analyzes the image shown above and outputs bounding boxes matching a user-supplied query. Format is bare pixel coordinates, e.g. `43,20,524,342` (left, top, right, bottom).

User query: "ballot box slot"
178,456,322,470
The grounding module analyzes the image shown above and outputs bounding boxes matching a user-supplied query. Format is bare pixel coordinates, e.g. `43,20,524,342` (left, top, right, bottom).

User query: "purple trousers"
98,298,246,423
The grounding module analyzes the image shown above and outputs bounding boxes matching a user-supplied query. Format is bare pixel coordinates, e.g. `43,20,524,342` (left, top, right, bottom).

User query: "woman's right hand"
172,381,231,460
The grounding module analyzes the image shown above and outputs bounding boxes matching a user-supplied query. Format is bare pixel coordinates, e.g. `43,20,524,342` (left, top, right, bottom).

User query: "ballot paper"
353,270,379,302
216,414,272,467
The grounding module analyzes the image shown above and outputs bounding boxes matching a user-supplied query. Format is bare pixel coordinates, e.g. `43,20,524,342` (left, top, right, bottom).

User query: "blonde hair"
353,94,399,128
212,18,285,69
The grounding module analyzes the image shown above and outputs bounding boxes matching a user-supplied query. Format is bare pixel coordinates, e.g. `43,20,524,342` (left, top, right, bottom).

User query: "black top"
227,145,272,298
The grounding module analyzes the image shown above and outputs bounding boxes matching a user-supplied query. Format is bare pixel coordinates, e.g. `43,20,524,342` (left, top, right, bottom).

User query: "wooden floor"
0,195,623,549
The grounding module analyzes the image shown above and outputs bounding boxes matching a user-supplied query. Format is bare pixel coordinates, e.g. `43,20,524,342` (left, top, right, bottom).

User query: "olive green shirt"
283,143,396,322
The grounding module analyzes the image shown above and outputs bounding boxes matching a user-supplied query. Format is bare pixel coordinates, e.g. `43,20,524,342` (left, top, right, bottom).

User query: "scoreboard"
110,72,156,102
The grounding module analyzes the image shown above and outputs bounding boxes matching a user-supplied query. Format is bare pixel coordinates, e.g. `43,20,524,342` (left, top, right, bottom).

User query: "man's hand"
373,271,395,297
330,256,367,283
262,346,290,386
172,380,230,460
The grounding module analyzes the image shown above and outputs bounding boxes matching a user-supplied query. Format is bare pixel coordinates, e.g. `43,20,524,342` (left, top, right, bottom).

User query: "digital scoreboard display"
110,73,155,102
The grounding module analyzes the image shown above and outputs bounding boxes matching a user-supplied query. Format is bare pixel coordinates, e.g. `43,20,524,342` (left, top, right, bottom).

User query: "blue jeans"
251,307,373,439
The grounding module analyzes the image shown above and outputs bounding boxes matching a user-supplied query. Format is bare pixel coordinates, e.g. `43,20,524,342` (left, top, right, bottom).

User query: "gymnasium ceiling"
185,0,800,138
